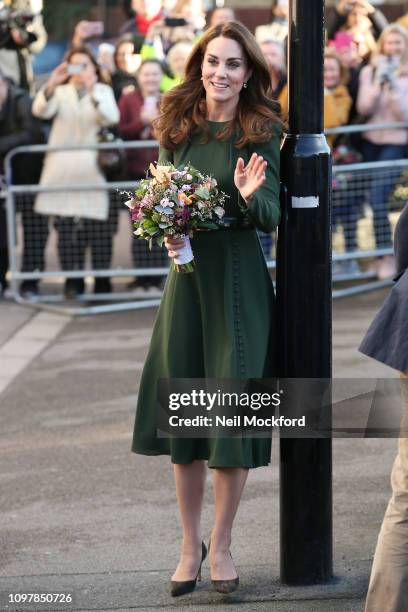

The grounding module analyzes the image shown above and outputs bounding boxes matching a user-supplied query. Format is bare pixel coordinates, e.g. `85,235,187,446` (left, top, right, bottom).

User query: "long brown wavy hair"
153,21,283,150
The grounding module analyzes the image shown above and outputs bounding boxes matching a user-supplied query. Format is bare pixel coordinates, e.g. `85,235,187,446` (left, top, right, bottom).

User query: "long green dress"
131,120,281,468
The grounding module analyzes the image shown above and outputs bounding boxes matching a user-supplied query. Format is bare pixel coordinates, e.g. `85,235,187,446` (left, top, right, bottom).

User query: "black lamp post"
276,0,333,585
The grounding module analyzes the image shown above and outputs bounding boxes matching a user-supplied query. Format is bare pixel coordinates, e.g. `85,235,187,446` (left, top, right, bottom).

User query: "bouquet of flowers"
125,162,228,272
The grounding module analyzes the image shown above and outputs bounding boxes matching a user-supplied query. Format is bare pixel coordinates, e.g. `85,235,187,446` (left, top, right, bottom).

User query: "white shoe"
377,255,396,280
333,259,361,276
0,286,13,300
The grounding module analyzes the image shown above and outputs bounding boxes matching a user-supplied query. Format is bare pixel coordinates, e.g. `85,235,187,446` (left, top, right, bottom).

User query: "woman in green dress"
131,21,282,596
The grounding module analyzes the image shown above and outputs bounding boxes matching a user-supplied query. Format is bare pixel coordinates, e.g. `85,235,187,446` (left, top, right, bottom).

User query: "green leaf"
144,219,156,228
198,222,219,230
195,187,210,200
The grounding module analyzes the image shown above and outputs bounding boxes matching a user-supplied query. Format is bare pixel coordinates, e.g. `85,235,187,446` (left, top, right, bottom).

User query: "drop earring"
243,82,247,88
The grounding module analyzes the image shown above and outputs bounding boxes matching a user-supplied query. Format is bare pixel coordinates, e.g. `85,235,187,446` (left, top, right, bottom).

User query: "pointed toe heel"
170,541,207,597
208,537,240,594
211,575,239,594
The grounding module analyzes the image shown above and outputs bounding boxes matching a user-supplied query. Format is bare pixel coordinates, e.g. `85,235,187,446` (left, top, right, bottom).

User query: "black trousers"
128,172,168,277
1,196,49,289
19,196,49,273
0,199,8,289
131,233,168,271
332,179,361,253
55,216,114,272
360,140,407,249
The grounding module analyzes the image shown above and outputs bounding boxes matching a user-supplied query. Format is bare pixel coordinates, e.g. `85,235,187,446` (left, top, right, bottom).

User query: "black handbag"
97,127,127,180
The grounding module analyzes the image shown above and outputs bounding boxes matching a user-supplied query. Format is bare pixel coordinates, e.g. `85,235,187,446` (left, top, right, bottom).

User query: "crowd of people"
1,0,408,299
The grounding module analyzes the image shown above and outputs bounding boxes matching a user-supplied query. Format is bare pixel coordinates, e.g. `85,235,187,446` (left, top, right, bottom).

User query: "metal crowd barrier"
3,127,407,315
326,122,408,298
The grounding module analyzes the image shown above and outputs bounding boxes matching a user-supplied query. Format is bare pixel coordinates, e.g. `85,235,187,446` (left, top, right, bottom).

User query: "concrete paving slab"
0,289,398,611
0,301,34,347
0,310,71,394
0,564,367,611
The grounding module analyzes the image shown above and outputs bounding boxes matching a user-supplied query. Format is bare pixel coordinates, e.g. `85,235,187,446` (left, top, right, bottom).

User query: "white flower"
160,197,173,207
186,174,193,181
214,206,225,218
124,198,137,209
181,184,191,192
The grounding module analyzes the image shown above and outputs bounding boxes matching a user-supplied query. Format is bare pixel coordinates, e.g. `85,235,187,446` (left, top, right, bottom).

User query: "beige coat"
32,82,119,221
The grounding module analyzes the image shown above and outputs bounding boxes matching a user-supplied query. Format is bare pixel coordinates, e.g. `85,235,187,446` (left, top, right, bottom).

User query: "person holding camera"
356,24,408,280
0,0,47,94
327,0,388,42
32,46,120,298
142,0,204,61
119,0,163,48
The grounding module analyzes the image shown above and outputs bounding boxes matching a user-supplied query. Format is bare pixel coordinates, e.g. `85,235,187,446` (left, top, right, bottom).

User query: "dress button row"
232,241,245,375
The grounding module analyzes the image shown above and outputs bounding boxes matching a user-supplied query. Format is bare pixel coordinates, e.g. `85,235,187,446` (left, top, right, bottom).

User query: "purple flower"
182,205,190,221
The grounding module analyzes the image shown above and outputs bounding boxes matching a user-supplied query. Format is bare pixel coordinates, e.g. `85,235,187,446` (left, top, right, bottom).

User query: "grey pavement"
0,289,399,611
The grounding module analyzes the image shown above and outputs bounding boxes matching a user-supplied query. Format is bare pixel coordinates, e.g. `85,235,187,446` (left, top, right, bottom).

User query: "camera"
375,55,398,88
0,5,35,47
67,63,86,76
164,17,187,28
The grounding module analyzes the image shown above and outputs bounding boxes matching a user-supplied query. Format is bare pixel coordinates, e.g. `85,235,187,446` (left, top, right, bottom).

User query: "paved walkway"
0,290,398,611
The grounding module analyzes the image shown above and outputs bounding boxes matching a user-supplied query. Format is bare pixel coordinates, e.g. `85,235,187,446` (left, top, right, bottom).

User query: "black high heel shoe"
170,540,207,597
208,537,239,594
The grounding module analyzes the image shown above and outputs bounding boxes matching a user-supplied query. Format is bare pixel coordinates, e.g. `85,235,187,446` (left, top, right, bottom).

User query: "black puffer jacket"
0,82,43,183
